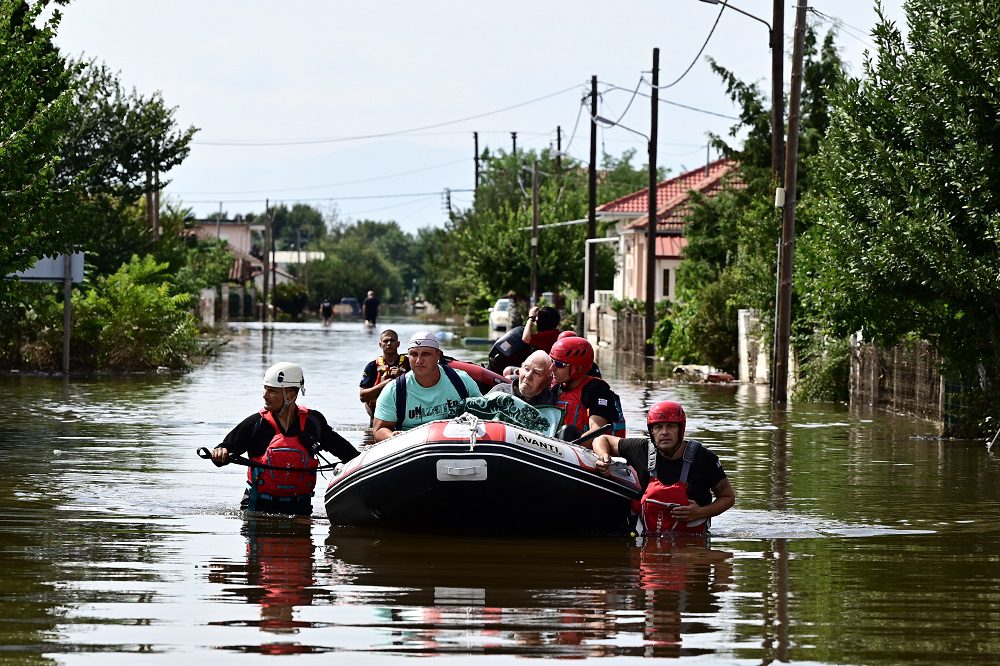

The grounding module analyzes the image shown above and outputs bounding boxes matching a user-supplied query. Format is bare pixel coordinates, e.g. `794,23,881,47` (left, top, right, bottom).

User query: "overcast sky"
54,0,907,234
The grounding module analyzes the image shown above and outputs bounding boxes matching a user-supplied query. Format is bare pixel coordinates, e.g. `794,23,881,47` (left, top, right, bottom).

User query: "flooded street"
2,320,999,664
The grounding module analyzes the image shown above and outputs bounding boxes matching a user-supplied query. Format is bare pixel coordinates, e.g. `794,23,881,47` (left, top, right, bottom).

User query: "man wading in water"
211,362,359,515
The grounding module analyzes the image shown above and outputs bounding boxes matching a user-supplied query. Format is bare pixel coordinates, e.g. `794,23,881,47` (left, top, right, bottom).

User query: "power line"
561,91,589,155
193,83,585,147
599,81,740,120
659,2,728,89
808,7,877,50
174,157,470,196
184,191,450,205
601,77,645,126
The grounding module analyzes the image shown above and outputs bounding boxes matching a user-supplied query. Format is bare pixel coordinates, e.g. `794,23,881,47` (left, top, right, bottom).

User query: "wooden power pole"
587,75,598,309
773,0,808,405
645,48,660,358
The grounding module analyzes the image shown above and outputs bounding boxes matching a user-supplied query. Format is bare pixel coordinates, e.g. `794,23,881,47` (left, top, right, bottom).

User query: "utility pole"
555,125,562,175
772,0,786,184
587,75,598,309
270,206,277,323
531,160,539,305
773,0,807,405
444,188,453,220
153,170,160,239
62,253,72,373
261,198,270,323
474,131,480,193
645,49,660,358
511,131,517,155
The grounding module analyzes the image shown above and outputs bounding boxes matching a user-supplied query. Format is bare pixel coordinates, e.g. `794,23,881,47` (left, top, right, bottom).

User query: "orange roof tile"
597,158,739,232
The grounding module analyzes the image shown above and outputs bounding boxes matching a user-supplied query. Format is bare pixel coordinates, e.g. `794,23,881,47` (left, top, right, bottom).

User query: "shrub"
73,255,199,370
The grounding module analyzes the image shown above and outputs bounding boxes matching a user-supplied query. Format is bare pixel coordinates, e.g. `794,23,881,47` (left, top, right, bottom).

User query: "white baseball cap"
407,331,441,350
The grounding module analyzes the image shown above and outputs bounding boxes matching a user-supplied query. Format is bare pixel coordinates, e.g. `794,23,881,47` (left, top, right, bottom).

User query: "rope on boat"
451,413,482,451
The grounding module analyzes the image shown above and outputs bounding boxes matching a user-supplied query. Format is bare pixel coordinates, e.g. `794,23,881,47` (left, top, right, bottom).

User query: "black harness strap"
394,363,470,425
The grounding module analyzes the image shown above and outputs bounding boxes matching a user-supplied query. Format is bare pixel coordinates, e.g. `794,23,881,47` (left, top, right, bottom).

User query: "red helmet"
647,401,686,440
557,330,578,339
549,336,594,374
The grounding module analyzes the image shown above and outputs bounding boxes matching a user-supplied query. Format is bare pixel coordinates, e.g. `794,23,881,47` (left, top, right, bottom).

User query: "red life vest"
248,407,319,497
636,440,709,535
555,376,626,437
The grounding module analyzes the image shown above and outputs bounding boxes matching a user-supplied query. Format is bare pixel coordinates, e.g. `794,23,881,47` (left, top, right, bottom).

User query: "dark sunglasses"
553,360,569,369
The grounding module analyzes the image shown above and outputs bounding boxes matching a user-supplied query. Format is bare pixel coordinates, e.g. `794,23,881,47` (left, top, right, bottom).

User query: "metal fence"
850,337,944,421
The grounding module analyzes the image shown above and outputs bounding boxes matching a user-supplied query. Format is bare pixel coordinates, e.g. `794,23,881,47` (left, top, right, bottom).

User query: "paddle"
195,447,341,473
570,423,612,447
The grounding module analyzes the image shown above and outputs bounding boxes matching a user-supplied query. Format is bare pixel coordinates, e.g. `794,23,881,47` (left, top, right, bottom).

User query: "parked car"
339,297,360,315
488,298,512,332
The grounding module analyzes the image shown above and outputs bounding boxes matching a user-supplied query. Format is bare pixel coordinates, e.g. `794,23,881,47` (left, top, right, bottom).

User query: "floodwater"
2,320,999,664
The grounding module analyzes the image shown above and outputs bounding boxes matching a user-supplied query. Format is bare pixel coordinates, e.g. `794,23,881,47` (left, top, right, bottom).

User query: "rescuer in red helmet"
549,336,625,442
592,400,734,535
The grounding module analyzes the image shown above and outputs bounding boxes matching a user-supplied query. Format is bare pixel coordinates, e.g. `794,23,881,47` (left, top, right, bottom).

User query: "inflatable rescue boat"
324,395,642,535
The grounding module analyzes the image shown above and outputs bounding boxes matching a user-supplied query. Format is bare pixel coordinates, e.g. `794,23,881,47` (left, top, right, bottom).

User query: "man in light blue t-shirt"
372,331,481,441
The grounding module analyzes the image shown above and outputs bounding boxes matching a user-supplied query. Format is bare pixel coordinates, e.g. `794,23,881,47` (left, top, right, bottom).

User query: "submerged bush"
73,255,199,371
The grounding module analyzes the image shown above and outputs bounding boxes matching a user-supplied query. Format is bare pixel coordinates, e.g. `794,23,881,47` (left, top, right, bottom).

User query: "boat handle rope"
195,447,341,473
468,415,480,450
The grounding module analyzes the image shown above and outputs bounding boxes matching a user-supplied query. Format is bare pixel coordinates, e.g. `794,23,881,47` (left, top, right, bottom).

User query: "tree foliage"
1,2,198,288
1,0,86,281
438,148,651,315
72,255,200,371
803,0,1000,427
667,26,846,375
272,203,329,251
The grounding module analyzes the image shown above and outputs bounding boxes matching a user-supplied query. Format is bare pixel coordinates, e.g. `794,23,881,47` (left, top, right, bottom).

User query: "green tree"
306,234,404,306
1,0,87,283
272,281,309,320
334,219,421,296
73,254,200,370
668,26,846,375
803,0,1000,431
272,203,328,250
436,148,650,314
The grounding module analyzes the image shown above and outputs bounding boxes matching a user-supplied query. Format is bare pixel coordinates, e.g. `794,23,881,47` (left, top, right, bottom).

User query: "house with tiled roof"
596,157,737,304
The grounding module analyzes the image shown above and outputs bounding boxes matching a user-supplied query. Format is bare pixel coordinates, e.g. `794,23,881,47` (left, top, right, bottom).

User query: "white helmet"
263,362,305,394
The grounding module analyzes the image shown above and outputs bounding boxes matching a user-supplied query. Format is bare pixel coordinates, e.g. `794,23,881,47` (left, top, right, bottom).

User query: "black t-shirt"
362,297,379,318
618,437,727,507
218,409,359,463
578,378,620,424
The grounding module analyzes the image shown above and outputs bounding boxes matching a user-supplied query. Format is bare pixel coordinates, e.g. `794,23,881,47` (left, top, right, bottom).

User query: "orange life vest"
374,355,404,384
248,407,319,497
555,376,626,437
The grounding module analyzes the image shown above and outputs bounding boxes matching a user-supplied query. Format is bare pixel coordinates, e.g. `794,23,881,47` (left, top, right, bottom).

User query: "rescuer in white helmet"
211,362,359,515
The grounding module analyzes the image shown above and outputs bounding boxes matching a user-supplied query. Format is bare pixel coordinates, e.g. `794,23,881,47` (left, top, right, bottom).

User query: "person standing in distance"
211,362,359,515
361,290,380,327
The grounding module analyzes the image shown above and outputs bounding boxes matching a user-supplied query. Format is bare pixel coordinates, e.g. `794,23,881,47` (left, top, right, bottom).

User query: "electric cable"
600,82,739,120
193,83,585,147
657,2,727,89
808,7,877,50
175,157,471,196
